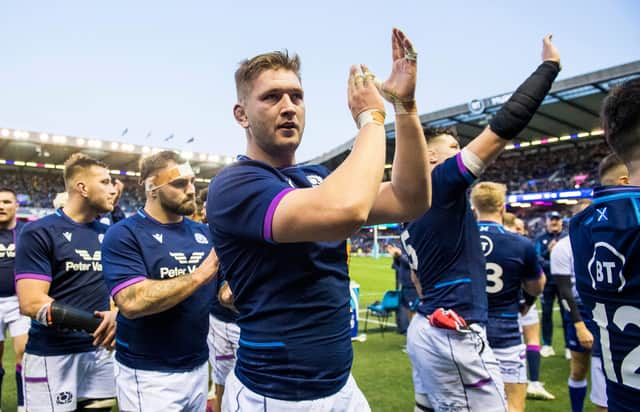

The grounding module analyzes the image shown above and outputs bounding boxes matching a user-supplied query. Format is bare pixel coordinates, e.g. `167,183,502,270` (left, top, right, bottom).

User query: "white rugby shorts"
518,305,539,327
114,359,207,412
222,370,370,412
23,349,115,411
207,314,240,385
492,344,527,384
407,315,507,411
0,296,30,340
590,356,608,408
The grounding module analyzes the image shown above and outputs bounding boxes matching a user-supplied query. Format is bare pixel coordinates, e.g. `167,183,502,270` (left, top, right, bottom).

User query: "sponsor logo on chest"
159,252,205,279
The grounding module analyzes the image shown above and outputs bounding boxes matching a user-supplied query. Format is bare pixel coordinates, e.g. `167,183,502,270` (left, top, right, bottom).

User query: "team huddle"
0,28,637,412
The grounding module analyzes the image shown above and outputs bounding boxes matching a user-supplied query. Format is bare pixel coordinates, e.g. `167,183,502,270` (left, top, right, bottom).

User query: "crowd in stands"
482,140,610,193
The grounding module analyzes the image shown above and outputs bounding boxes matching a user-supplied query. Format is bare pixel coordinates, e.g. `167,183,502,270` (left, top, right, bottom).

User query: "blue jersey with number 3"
479,221,542,348
570,185,640,411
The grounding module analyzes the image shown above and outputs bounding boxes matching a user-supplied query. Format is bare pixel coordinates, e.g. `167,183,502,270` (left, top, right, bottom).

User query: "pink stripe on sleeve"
263,188,295,242
15,273,52,282
110,276,147,297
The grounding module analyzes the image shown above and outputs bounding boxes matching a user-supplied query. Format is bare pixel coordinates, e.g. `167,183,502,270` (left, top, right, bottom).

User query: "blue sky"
1,1,638,162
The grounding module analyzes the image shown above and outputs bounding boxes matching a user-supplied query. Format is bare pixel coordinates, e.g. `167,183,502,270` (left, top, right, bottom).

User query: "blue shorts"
562,308,591,353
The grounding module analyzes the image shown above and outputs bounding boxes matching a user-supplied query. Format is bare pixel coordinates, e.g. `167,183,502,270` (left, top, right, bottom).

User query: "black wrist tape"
490,61,560,140
50,301,102,333
555,275,583,323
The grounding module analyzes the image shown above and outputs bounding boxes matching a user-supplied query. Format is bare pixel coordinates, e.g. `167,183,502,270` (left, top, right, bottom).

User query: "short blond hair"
235,50,301,100
63,153,108,189
470,181,507,214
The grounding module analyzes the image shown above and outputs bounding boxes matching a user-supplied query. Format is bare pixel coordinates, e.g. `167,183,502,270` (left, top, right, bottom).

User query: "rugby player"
0,188,29,411
471,182,546,412
15,153,117,412
503,213,556,400
535,210,568,358
101,150,218,410
551,200,608,412
404,35,561,412
569,77,640,411
208,28,431,410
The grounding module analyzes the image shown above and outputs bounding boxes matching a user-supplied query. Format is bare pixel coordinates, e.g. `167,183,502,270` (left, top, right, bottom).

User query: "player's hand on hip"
542,34,561,65
575,321,594,350
92,310,117,350
193,248,219,285
376,28,418,104
348,64,385,125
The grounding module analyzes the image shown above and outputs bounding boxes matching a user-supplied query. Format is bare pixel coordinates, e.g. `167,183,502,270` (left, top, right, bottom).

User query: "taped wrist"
357,109,386,129
460,147,486,177
489,61,560,140
49,301,103,333
35,302,52,325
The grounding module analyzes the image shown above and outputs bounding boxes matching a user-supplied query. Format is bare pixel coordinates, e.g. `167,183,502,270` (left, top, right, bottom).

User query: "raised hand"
542,34,561,65
376,28,418,107
347,64,385,127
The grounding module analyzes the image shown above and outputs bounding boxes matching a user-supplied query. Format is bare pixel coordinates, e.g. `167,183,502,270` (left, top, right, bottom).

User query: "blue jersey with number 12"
570,185,640,411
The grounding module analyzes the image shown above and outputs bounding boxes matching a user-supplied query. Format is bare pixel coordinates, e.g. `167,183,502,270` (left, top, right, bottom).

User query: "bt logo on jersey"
588,241,626,292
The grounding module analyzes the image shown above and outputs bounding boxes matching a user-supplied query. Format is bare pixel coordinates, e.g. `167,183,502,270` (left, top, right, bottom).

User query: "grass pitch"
1,256,596,411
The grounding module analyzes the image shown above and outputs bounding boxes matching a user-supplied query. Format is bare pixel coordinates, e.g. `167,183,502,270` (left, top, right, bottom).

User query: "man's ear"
619,175,630,185
427,149,438,165
233,104,249,128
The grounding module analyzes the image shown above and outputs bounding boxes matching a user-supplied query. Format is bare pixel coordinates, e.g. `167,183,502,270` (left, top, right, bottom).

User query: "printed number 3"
400,230,418,271
593,303,640,390
485,263,504,294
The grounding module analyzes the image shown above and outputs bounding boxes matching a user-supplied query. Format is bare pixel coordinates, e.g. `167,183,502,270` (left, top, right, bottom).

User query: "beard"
158,190,196,216
88,195,114,214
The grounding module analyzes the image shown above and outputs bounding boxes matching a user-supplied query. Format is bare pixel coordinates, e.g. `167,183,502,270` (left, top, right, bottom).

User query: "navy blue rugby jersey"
570,185,640,411
403,152,488,324
102,209,216,372
0,220,25,297
479,221,542,348
207,157,350,401
392,253,413,289
15,209,110,356
209,270,239,324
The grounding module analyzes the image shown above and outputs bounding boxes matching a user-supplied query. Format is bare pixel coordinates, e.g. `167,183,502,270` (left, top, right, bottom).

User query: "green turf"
349,255,597,412
0,256,596,411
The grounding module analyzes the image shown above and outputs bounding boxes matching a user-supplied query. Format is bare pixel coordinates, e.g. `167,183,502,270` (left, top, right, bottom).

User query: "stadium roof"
0,128,234,179
310,60,640,169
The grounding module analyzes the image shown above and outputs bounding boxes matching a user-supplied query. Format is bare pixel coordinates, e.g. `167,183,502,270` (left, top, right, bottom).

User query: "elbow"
115,303,143,320
343,204,369,233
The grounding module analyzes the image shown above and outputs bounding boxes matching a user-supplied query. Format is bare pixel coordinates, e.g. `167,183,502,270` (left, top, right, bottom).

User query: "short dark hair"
139,150,185,182
601,78,640,164
423,126,458,144
197,187,209,205
63,153,109,188
0,187,17,199
598,152,626,183
235,50,301,100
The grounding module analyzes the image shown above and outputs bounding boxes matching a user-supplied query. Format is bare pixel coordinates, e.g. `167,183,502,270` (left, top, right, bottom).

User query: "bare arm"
368,29,431,224
272,66,386,243
114,249,218,319
16,279,53,318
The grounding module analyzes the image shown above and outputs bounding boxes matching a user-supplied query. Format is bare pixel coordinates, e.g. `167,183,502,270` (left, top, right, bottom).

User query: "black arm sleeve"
490,61,561,140
50,302,102,333
554,275,582,323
